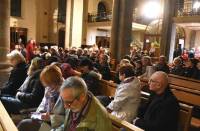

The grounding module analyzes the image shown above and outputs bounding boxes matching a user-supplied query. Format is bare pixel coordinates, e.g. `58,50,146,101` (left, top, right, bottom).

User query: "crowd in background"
0,40,200,131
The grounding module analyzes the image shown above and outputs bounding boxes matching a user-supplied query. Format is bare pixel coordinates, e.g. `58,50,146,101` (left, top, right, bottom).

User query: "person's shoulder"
164,88,179,106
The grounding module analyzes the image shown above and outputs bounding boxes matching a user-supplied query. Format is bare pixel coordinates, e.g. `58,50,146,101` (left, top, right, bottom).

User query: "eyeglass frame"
62,95,80,107
148,79,160,85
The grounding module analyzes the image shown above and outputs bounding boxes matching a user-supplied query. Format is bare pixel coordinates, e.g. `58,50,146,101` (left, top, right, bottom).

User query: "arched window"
98,2,107,15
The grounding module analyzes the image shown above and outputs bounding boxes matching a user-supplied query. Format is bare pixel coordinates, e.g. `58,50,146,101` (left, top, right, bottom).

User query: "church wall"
10,0,37,41
184,28,192,49
10,0,61,45
71,0,84,47
194,31,200,48
87,27,110,45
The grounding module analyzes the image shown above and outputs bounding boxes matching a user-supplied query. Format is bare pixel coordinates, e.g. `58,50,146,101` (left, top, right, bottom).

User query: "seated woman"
134,60,143,76
1,50,27,96
98,64,140,122
183,58,199,79
107,64,141,122
17,65,64,131
170,57,184,76
140,56,155,79
113,59,131,84
0,57,45,114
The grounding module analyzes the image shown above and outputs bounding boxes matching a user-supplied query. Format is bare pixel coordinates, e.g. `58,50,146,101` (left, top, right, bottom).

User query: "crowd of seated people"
1,57,45,114
1,44,200,131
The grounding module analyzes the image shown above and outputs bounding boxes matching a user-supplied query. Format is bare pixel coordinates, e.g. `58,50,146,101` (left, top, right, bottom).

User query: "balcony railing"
88,11,112,23
88,10,143,24
176,2,200,17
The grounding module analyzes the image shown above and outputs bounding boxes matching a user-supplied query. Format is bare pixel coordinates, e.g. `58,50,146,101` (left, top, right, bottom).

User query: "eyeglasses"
148,79,160,84
63,96,79,107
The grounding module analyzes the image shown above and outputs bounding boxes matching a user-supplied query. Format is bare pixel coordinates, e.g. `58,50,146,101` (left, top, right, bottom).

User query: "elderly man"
133,71,180,131
51,76,112,131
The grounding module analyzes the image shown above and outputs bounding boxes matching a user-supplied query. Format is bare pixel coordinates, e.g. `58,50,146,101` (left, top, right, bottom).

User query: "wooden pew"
179,103,193,131
109,114,144,131
99,79,116,96
98,78,198,131
168,74,200,95
168,74,200,129
0,101,18,131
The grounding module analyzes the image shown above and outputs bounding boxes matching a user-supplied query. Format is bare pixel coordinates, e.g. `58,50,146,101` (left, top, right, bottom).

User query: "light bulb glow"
142,1,161,19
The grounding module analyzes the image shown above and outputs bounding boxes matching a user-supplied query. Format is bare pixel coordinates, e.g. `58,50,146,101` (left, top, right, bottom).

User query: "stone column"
110,0,120,60
81,0,89,46
0,0,11,87
110,0,134,62
65,0,74,48
160,0,176,59
169,23,176,63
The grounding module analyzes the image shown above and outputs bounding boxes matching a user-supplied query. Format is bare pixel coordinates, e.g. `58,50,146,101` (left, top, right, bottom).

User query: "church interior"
0,0,200,131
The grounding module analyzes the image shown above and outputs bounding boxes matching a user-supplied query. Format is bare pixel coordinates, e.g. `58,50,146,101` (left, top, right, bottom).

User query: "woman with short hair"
107,64,141,122
1,50,27,96
18,65,64,131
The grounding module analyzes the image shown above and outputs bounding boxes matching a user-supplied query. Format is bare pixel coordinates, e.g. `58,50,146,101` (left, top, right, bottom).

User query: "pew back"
109,114,144,131
0,102,18,131
178,103,193,131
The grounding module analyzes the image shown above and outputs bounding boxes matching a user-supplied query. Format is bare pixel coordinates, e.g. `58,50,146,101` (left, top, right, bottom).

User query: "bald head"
149,71,169,94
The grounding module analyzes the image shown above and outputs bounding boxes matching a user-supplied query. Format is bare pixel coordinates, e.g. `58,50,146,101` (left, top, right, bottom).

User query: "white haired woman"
1,50,27,96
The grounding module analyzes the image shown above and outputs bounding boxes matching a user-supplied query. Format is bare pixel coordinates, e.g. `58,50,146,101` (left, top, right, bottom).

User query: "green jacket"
51,94,112,131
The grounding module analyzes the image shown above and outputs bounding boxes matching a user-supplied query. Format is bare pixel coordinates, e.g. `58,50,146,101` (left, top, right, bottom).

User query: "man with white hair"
133,71,180,131
51,76,112,131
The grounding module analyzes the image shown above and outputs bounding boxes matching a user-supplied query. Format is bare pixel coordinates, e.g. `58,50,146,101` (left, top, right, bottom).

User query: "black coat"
135,87,180,131
16,70,45,107
94,62,111,80
1,62,28,96
155,63,170,73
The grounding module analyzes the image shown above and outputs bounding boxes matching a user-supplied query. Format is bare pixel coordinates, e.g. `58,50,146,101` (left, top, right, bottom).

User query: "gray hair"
153,71,169,88
60,76,88,98
7,50,25,63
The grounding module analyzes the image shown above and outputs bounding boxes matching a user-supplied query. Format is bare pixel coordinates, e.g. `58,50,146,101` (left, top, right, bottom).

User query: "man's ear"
79,93,86,101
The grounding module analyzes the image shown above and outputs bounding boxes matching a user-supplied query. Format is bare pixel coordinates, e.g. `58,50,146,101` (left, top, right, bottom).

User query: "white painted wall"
184,28,192,49
10,0,37,41
10,0,60,44
71,0,84,47
195,31,200,48
87,27,110,45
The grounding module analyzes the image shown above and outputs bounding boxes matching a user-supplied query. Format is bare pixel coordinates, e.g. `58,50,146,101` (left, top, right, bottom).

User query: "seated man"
51,76,112,131
155,55,169,73
107,64,141,123
79,58,101,95
94,54,111,80
133,71,180,131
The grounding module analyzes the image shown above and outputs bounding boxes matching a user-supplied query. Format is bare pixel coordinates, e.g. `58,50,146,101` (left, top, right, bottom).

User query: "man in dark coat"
134,71,180,131
1,70,44,114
